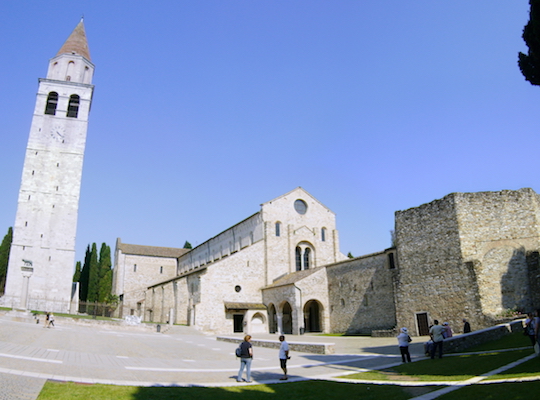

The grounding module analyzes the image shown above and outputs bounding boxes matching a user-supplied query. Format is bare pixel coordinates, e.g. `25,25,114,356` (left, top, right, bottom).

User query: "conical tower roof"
56,19,91,61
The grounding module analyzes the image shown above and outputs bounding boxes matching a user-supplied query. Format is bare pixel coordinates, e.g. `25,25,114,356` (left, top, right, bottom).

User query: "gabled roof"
262,266,325,290
260,187,335,215
117,241,188,258
56,19,91,61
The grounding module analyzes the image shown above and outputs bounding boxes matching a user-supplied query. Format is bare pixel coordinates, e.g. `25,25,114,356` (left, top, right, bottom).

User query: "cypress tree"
0,227,13,294
519,0,540,85
79,245,91,301
73,261,82,283
97,243,112,303
88,243,99,302
183,241,192,249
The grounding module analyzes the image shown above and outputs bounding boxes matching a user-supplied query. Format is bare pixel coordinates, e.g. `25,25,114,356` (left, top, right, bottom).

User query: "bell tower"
2,20,94,312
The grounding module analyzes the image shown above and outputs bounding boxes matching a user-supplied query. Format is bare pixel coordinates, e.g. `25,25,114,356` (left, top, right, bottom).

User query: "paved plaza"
0,315,428,399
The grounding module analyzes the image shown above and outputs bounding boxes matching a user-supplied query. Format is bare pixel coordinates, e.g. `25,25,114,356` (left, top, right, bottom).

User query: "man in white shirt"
429,320,445,359
279,335,290,380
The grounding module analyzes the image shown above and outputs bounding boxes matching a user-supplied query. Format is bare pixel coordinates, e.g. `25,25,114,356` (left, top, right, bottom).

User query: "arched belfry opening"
44,92,58,115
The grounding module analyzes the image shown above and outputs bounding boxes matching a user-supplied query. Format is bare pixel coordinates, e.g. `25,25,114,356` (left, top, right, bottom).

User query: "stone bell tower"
2,20,94,312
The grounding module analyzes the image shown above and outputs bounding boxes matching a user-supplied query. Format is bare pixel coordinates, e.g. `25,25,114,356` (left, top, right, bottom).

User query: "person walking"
429,320,445,359
237,335,253,382
48,312,55,328
278,335,290,380
463,319,471,334
397,327,412,363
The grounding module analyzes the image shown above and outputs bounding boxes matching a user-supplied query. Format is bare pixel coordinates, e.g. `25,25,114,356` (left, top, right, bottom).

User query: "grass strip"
38,380,425,400
436,380,540,399
345,349,532,382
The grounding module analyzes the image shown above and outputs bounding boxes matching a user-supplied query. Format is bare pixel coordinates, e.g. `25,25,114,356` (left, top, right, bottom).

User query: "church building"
3,21,539,338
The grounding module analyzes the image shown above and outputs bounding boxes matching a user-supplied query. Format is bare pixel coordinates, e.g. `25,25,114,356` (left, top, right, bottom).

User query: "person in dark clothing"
463,319,471,334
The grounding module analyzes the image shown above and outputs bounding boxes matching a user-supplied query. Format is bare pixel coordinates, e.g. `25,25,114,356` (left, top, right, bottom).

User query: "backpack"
235,345,242,357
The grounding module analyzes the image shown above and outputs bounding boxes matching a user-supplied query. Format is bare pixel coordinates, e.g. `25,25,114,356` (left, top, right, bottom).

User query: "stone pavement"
0,315,429,399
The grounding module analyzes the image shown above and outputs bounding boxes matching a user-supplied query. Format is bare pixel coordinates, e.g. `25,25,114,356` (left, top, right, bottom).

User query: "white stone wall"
262,187,346,285
178,213,263,273
3,49,94,312
114,251,178,317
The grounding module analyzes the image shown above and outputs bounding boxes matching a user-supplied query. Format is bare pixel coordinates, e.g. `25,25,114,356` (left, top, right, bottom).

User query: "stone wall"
442,320,524,353
327,250,396,334
394,188,540,336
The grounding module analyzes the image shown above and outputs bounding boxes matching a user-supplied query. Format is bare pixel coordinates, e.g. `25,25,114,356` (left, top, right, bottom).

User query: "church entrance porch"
304,300,323,332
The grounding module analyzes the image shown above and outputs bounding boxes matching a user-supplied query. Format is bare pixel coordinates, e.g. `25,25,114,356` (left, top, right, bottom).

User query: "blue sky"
0,1,537,265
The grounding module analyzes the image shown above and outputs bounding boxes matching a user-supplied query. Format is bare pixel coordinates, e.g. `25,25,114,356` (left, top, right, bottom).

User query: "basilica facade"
113,187,540,337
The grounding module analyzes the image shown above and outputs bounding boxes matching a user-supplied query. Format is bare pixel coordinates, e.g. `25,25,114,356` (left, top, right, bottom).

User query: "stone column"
19,261,34,311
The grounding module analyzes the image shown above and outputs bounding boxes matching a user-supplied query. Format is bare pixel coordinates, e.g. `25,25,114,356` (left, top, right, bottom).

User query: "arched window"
303,248,311,269
321,228,326,242
44,92,58,115
295,243,314,271
275,222,281,237
67,94,80,118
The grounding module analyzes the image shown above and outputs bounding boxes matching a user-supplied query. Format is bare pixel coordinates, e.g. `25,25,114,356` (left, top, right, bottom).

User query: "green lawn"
38,380,423,400
37,332,540,400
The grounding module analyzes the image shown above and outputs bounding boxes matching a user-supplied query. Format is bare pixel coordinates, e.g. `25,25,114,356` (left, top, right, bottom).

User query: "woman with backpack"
236,335,253,382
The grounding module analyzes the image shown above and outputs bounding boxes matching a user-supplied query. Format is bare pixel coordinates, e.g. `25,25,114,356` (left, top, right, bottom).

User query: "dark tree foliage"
519,0,540,85
78,242,114,303
0,227,13,293
79,245,91,301
87,243,100,302
183,241,192,249
97,243,112,303
73,261,81,283
347,252,354,259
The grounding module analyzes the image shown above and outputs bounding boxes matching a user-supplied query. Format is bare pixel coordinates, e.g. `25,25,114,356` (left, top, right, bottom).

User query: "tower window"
321,228,326,242
388,252,396,269
160,266,163,274
44,92,58,115
275,222,281,237
67,94,80,118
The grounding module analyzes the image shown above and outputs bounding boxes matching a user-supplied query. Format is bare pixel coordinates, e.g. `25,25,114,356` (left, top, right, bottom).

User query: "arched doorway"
282,302,293,334
268,304,277,333
304,300,322,332
251,313,266,333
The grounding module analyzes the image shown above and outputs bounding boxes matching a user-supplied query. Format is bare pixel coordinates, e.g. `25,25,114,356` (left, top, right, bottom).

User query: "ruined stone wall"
326,251,396,334
455,189,540,317
394,194,475,336
394,188,540,335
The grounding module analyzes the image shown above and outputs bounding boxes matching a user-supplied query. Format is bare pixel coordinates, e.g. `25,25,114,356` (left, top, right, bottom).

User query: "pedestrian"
48,312,55,328
442,322,453,338
237,335,253,382
463,319,471,334
524,312,536,347
278,335,290,380
397,327,412,363
429,320,445,359
44,312,50,328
